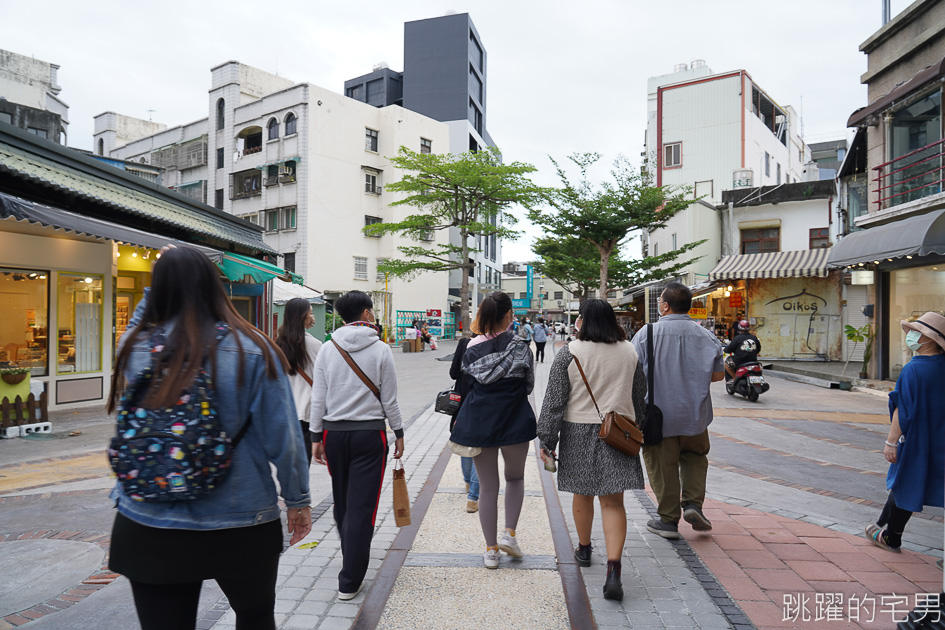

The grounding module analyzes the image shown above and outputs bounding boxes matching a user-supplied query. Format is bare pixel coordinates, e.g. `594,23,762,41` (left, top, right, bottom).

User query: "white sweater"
308,325,404,436
288,334,322,421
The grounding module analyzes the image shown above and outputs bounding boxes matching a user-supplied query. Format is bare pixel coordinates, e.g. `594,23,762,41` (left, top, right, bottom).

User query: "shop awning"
827,208,945,268
708,249,831,280
218,251,303,285
273,281,324,304
0,191,217,255
847,56,945,128
690,280,724,298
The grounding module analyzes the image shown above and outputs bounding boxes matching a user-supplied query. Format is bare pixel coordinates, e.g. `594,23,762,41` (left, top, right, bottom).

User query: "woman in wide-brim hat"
865,311,945,552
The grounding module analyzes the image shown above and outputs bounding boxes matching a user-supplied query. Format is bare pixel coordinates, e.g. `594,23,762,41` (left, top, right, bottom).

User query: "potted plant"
0,367,30,385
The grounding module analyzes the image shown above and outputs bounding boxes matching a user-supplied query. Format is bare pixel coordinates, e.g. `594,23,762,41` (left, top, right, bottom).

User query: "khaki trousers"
641,430,711,524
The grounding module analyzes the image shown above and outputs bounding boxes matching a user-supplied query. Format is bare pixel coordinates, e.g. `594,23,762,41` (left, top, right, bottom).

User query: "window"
654,242,659,256
469,259,475,277
663,143,681,168
27,127,47,139
238,212,259,226
519,292,528,299
809,227,830,249
554,291,563,300
888,88,942,206
764,152,770,177
469,31,483,71
216,98,225,130
282,206,296,230
57,273,103,374
266,164,279,186
420,138,432,154
469,64,483,103
671,233,677,250
607,290,617,299
231,170,261,199
215,189,224,209
0,112,11,124
365,172,380,195
282,252,295,273
346,85,363,101
776,163,781,185
588,290,596,298
267,118,279,141
365,128,378,152
284,113,297,136
266,210,280,232
216,147,224,169
469,100,483,135
0,268,49,376
354,257,368,280
477,262,482,281
486,267,492,285
376,258,388,282
97,138,104,156
741,227,780,254
364,215,382,237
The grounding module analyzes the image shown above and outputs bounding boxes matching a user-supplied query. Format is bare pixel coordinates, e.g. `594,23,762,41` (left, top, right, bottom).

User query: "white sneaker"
338,581,364,600
483,548,500,569
498,532,523,558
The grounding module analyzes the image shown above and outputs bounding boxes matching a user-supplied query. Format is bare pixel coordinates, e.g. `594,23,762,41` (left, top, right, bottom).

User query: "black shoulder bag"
641,323,664,447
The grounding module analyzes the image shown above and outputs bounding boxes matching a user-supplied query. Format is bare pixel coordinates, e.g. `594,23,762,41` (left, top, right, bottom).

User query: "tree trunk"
459,231,471,338
598,245,613,297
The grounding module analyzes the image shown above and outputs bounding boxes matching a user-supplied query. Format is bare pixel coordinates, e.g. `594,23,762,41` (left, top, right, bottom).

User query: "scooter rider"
724,320,761,379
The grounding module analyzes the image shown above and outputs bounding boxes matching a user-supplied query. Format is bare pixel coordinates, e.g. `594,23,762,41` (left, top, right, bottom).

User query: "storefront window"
887,264,945,380
0,268,49,376
58,273,103,374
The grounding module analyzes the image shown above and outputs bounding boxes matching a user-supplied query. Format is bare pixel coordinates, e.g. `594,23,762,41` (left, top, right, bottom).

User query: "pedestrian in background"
633,282,724,539
449,335,480,513
275,297,323,465
309,290,405,600
533,317,549,363
866,311,945,553
538,299,646,601
107,246,311,630
450,292,536,569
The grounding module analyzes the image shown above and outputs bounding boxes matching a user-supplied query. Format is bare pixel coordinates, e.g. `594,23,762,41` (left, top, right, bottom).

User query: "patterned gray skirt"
557,422,645,496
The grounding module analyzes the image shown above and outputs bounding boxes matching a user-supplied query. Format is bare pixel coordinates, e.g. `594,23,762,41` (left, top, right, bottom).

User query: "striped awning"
708,249,831,280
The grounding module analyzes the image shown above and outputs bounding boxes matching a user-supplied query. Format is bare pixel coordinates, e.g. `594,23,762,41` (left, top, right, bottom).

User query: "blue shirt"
632,315,723,437
533,323,549,343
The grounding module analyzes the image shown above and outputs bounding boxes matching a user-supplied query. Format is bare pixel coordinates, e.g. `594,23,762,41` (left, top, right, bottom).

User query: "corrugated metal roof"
0,137,274,255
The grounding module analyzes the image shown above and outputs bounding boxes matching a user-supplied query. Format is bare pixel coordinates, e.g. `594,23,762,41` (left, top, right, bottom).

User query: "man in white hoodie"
309,291,404,600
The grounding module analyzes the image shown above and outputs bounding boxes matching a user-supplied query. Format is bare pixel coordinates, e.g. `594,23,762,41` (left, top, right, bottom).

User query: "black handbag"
641,323,664,446
435,390,462,416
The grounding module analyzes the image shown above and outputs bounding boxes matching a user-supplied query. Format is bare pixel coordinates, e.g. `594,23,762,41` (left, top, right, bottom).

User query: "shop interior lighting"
115,250,121,257
724,290,731,297
906,256,913,259
726,285,734,292
156,253,161,259
858,262,865,266
39,275,46,279
84,277,93,284
132,249,138,258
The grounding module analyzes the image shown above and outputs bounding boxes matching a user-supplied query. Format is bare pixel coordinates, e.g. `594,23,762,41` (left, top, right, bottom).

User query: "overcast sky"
3,0,911,262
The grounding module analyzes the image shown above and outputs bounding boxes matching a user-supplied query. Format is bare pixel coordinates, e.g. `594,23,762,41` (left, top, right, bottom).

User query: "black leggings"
129,566,279,630
535,341,546,362
876,491,913,547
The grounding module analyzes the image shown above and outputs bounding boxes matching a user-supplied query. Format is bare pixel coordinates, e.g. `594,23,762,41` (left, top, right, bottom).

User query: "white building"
644,61,811,285
94,62,451,320
0,49,69,144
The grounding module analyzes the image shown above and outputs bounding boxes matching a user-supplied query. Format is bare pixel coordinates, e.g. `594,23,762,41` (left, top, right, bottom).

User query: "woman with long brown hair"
106,246,311,630
275,297,323,464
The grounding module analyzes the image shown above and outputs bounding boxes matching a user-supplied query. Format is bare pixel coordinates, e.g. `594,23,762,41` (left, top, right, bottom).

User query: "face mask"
905,330,928,352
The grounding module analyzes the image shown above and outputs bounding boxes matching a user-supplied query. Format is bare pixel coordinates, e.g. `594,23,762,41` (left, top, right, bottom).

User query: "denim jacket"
110,292,311,530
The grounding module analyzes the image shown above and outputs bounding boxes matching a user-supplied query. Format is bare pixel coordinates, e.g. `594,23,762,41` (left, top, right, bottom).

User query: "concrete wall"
724,197,838,252
93,112,168,155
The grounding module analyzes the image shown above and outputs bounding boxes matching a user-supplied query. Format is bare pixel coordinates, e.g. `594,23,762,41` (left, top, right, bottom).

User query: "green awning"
217,252,303,285
255,156,302,170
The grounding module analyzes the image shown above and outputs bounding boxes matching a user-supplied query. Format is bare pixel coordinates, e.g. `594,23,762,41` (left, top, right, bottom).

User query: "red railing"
873,138,945,211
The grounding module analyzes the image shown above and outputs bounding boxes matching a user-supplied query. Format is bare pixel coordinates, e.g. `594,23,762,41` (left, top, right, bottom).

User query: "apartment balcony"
873,138,944,212
365,184,382,195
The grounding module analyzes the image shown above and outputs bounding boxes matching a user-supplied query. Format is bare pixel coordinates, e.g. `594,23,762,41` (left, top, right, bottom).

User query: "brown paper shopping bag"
392,459,411,527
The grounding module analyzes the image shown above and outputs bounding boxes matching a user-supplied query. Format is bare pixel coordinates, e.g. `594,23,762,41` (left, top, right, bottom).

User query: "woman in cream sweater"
538,299,646,601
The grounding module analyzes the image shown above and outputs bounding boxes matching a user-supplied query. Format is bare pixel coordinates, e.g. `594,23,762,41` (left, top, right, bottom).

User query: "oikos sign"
764,288,828,313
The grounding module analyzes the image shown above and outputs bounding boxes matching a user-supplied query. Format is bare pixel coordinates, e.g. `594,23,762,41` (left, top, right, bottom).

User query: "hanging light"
116,250,121,257
858,262,865,266
873,261,879,264
144,250,151,260
724,290,731,297
84,277,93,284
39,275,46,280
132,249,138,258
906,255,913,259
726,285,734,292
156,253,161,259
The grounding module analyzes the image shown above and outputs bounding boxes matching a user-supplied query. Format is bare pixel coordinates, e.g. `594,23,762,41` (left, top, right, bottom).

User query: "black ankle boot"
573,544,592,567
603,561,623,601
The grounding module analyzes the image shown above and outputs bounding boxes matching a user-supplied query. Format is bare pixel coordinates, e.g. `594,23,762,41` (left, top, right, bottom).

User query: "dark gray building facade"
344,12,493,152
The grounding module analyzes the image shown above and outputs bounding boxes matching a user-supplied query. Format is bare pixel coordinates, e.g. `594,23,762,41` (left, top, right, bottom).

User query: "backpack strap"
298,369,313,387
332,341,382,403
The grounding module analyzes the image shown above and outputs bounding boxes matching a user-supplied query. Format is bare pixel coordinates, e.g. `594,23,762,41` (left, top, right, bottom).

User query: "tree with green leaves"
528,153,703,296
364,146,544,334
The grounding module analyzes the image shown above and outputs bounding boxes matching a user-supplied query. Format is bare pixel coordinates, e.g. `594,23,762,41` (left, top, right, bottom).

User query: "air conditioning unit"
278,165,294,176
557,300,563,306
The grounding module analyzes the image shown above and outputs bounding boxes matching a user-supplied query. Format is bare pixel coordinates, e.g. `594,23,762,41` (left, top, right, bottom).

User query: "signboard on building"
426,309,442,317
688,307,708,319
526,265,534,300
729,294,744,308
511,299,530,309
850,270,874,285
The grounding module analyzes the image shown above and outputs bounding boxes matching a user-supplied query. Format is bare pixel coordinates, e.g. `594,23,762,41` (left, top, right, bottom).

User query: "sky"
3,0,912,262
